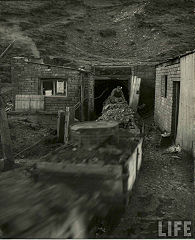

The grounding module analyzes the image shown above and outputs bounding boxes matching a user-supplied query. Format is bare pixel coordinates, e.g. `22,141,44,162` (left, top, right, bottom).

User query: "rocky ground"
0,118,61,160
0,116,194,238
108,124,194,238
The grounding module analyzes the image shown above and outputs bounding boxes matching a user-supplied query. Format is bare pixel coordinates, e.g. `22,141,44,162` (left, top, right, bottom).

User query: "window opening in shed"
41,79,67,96
161,75,168,98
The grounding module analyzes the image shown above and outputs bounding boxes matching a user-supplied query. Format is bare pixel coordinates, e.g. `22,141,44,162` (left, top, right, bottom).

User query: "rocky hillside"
0,0,194,67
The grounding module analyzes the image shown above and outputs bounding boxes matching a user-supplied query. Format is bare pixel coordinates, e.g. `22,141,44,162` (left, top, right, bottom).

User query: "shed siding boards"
154,51,195,153
11,57,88,113
176,52,195,152
154,62,180,133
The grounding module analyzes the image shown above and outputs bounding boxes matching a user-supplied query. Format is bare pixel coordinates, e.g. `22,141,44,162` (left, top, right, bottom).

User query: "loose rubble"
162,144,182,154
97,87,136,128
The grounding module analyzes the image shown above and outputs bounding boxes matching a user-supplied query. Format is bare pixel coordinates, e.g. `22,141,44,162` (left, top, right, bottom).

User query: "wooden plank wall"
129,76,135,108
129,76,141,110
176,52,195,153
126,138,143,193
15,95,44,111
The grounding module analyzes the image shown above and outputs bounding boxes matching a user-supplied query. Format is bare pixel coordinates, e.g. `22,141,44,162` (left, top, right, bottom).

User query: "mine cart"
0,119,143,238
0,82,144,238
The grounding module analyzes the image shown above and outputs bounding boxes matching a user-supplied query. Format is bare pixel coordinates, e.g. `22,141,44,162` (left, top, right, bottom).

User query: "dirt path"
109,128,194,238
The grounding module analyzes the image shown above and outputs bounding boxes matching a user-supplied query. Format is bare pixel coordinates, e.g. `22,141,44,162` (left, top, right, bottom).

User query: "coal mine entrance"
94,79,129,118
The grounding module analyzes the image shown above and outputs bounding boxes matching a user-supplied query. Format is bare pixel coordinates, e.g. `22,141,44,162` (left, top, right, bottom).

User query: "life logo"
158,221,192,238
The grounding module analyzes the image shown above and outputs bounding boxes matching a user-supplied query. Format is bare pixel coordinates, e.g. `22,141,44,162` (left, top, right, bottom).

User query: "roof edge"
156,49,195,67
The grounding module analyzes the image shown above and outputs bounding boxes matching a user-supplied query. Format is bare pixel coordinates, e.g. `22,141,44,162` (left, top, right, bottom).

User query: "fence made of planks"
15,95,44,111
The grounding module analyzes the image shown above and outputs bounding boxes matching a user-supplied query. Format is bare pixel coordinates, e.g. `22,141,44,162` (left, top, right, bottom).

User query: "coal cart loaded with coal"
98,86,139,129
0,89,144,238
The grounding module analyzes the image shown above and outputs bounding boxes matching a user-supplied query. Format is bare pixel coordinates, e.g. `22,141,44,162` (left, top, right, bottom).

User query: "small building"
154,50,195,154
10,57,156,128
10,57,94,127
11,58,156,114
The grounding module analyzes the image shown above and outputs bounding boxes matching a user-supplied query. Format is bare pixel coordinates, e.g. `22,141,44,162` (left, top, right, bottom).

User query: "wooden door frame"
171,81,180,140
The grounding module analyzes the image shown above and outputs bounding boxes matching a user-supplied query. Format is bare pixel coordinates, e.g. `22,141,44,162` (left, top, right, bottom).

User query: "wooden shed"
154,50,195,155
176,51,195,153
11,57,92,114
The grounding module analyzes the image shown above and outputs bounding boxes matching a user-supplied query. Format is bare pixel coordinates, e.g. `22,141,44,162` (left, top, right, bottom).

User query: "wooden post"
129,76,141,111
64,107,75,144
80,73,85,121
69,106,75,125
88,73,94,120
57,110,65,143
136,148,139,176
64,107,70,144
0,96,14,169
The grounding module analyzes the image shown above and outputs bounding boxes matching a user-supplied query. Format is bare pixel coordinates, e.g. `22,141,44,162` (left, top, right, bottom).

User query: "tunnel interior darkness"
94,79,129,117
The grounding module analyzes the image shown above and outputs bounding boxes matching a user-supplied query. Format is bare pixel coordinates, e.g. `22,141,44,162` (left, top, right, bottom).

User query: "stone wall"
154,60,180,132
11,57,89,113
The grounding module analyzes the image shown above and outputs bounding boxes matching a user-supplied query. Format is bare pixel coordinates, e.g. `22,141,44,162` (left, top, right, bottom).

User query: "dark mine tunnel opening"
94,79,129,118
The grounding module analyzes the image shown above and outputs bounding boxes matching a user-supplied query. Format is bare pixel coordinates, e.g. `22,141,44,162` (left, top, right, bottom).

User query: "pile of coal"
97,87,136,128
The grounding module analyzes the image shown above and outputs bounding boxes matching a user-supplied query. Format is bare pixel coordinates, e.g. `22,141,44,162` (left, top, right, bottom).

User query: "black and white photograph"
0,0,194,238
